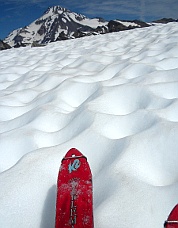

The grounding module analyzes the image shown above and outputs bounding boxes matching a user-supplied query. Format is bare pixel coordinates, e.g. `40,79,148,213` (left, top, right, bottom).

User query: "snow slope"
1,22,178,227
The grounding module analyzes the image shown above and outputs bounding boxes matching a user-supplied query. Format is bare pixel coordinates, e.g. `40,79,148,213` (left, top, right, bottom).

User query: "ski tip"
62,148,87,161
68,148,80,155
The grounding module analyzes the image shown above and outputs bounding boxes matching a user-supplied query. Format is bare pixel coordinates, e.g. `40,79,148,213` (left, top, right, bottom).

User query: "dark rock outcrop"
0,40,11,50
153,18,178,24
108,20,128,32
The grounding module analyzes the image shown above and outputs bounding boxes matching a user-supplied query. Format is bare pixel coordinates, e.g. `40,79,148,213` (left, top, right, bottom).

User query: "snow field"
0,23,178,227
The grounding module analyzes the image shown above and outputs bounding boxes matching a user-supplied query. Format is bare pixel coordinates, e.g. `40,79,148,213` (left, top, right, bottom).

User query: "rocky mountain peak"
44,5,69,15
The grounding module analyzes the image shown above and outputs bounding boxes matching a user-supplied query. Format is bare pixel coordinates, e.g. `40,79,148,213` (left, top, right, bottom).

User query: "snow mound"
1,23,178,227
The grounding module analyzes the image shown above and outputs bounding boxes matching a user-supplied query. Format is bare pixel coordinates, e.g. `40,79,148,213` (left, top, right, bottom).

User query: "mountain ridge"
4,5,108,47
3,5,178,49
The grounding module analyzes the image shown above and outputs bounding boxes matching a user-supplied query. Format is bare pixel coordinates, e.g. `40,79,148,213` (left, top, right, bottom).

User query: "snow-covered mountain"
4,5,150,47
4,6,108,47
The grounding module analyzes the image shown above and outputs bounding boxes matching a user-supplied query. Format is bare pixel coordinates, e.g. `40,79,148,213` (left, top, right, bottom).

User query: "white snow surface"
115,20,141,27
1,23,178,228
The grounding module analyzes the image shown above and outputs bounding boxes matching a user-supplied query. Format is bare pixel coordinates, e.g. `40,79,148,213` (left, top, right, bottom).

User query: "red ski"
55,148,94,228
164,204,178,228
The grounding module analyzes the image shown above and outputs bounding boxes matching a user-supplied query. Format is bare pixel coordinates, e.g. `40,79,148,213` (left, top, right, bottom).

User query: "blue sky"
0,0,178,39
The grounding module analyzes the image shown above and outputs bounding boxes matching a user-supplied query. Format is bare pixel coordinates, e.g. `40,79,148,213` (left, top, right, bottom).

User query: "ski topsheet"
164,204,178,228
55,148,94,228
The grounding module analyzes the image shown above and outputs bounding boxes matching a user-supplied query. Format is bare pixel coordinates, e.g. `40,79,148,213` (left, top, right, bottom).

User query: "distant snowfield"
1,23,178,228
